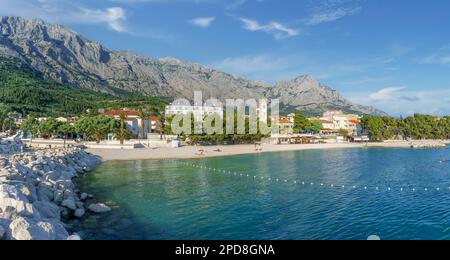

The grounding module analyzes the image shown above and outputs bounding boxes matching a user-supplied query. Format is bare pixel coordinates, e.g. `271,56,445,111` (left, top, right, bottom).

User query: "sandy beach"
86,140,448,162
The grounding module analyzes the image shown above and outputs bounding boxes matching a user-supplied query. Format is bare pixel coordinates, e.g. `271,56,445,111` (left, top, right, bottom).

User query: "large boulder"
88,203,111,213
33,201,61,220
61,199,77,211
8,217,69,240
0,184,38,218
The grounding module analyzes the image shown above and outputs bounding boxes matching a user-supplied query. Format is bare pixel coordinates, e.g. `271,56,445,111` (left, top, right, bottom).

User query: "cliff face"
0,16,387,116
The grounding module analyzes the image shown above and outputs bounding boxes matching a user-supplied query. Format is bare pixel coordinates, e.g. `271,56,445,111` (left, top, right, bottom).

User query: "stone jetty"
410,141,447,149
0,140,103,240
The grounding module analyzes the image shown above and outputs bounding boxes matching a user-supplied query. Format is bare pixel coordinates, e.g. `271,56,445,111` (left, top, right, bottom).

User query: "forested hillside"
0,57,171,116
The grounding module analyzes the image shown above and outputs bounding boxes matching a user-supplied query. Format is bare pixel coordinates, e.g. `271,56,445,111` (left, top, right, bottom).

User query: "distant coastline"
87,140,450,162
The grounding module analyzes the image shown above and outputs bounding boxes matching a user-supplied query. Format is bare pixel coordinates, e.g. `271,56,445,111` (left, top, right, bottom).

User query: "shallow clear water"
72,147,450,240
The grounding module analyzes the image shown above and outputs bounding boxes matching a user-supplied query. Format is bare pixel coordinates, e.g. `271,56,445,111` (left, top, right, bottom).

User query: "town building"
165,103,223,122
104,109,152,139
277,115,295,135
311,111,363,137
148,116,159,133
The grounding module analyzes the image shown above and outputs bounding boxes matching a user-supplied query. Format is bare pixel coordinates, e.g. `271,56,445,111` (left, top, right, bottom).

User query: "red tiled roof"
104,110,139,116
148,116,158,121
279,118,292,124
348,120,361,125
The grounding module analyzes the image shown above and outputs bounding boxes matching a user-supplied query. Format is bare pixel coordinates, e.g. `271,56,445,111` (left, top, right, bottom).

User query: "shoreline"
87,140,449,162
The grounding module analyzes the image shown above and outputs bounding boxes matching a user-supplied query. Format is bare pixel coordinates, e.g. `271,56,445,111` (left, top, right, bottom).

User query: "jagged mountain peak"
0,16,387,116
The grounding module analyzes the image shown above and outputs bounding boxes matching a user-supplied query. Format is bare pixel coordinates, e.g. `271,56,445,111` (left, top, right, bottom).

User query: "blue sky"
1,0,450,116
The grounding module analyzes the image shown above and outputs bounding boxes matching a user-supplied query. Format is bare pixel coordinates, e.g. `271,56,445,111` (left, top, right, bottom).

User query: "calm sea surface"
72,147,450,240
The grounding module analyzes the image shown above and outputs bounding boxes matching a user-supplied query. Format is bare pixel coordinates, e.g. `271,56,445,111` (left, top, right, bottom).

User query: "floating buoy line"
180,162,450,194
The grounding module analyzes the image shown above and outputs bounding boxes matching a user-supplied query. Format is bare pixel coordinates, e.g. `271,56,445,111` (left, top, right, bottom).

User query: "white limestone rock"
61,199,77,211
33,201,61,220
0,184,37,218
67,234,82,240
0,147,100,240
88,203,111,213
9,217,52,240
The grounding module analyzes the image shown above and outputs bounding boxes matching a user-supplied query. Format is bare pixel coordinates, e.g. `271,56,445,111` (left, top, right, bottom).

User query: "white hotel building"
165,104,224,122
165,99,268,123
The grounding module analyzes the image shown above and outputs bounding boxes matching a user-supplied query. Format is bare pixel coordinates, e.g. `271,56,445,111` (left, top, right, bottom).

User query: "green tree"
2,118,15,132
37,118,60,139
138,109,148,141
21,116,39,143
308,119,323,134
293,114,310,133
361,114,450,141
75,115,118,144
0,103,11,132
57,122,75,148
338,128,350,138
118,113,127,145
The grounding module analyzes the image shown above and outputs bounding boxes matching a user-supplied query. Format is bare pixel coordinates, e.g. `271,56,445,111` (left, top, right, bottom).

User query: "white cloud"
78,7,127,32
345,87,450,116
369,87,406,102
189,17,216,28
418,45,450,65
306,7,361,25
0,0,128,32
239,18,299,40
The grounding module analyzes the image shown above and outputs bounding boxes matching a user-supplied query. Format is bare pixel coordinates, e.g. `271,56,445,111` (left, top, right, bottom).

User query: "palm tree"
138,109,148,142
157,111,166,140
119,113,126,145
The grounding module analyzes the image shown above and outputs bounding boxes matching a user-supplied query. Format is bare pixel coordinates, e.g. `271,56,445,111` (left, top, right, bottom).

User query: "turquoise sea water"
72,147,450,240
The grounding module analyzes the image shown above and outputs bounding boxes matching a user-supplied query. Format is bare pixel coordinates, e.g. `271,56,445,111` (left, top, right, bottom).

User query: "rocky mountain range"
0,16,386,116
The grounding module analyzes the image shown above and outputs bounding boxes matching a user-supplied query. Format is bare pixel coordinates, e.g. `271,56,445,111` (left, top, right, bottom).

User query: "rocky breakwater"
0,141,106,240
0,140,23,156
